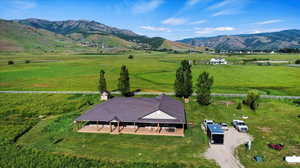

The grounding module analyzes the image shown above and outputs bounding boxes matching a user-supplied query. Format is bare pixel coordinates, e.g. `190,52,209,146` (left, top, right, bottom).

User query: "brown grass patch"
258,127,272,133
32,83,50,88
0,82,10,86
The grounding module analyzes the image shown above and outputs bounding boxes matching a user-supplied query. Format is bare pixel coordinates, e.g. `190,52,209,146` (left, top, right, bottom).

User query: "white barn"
209,58,227,65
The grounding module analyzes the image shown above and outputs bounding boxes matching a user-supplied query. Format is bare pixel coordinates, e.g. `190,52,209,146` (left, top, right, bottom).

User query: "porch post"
118,121,120,132
97,120,99,129
109,122,112,132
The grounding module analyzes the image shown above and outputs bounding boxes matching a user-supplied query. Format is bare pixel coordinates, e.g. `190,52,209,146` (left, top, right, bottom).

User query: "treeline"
113,32,165,49
278,48,300,53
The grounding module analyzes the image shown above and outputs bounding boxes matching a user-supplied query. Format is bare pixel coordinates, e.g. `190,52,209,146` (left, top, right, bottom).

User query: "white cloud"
256,19,283,25
212,9,234,16
140,26,171,32
250,28,286,34
161,18,186,25
132,0,164,14
186,0,201,6
190,19,207,25
208,0,234,10
208,0,249,17
12,0,37,9
195,27,235,35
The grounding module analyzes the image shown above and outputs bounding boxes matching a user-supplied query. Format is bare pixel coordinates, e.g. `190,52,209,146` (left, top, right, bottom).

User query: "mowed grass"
1,93,299,168
0,51,300,95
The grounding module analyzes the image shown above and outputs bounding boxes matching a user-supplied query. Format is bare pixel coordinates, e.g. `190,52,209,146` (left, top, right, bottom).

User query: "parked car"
232,120,248,132
220,123,229,131
203,120,214,129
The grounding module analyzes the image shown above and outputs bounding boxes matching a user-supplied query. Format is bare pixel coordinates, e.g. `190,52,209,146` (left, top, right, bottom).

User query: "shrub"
236,102,242,110
243,90,260,111
8,60,14,65
128,55,134,59
25,60,30,64
295,59,300,64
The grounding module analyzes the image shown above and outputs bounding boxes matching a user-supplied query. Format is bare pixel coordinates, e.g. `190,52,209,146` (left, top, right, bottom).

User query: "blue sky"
1,0,300,40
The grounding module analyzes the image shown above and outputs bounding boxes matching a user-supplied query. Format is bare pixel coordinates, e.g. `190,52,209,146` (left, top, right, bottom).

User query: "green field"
0,51,300,96
0,93,299,168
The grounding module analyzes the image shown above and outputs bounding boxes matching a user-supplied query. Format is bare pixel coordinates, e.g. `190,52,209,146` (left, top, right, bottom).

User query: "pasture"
0,51,300,96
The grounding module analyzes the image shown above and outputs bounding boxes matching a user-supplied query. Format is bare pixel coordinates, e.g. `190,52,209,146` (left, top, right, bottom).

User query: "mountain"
178,30,300,51
0,19,80,52
16,18,197,51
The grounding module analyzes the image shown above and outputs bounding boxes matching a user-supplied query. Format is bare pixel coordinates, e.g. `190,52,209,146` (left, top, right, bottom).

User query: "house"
75,94,186,136
209,58,227,65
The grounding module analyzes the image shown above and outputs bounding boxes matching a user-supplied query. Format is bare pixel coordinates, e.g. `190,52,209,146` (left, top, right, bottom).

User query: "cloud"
186,0,201,6
256,19,283,25
212,9,235,16
195,27,235,35
190,19,207,25
12,0,37,9
140,26,171,32
250,28,286,34
208,0,234,10
132,0,163,14
161,18,186,25
208,0,249,17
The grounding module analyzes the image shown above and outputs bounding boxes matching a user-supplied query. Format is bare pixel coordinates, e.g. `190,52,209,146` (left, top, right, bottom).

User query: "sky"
0,0,300,40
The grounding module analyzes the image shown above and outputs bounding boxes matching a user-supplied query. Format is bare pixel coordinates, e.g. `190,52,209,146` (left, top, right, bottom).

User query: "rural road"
0,91,299,99
204,128,253,168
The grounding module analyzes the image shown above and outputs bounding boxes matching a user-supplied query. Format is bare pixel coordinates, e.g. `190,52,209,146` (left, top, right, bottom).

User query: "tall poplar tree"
98,70,107,94
118,65,130,96
174,60,193,101
196,72,214,105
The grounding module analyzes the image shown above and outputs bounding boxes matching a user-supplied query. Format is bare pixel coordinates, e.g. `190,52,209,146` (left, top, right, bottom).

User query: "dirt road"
204,128,252,168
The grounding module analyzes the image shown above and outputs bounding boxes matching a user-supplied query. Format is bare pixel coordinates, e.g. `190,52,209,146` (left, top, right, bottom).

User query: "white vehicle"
220,123,229,131
203,120,214,129
232,120,248,132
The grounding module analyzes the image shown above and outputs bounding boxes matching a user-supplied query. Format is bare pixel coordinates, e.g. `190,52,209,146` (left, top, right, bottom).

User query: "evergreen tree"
174,67,184,97
118,65,130,96
98,70,107,93
174,60,193,99
196,72,214,105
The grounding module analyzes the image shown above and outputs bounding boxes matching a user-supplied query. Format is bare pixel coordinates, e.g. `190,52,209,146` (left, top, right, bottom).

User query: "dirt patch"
218,100,236,106
0,82,10,86
142,89,163,92
32,83,50,88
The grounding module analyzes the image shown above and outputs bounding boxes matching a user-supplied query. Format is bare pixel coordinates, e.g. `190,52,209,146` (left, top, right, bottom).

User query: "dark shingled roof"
75,94,186,124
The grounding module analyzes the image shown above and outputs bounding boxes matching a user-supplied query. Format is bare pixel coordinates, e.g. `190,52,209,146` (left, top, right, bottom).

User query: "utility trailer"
207,124,224,144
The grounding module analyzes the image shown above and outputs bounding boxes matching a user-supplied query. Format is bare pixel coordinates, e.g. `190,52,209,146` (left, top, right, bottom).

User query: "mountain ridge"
178,29,300,51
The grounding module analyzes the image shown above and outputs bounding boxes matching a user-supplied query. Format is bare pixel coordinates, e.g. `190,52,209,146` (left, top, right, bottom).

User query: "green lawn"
0,51,300,95
0,93,299,168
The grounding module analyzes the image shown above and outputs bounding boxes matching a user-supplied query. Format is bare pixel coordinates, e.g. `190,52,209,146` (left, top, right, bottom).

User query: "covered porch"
75,121,185,137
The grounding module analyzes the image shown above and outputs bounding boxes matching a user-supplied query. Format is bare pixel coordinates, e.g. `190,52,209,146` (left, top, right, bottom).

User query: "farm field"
0,93,299,168
0,51,300,96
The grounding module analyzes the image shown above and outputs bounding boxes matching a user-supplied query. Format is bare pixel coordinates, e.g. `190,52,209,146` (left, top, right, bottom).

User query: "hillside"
178,30,300,51
0,19,80,52
159,40,207,52
16,18,196,51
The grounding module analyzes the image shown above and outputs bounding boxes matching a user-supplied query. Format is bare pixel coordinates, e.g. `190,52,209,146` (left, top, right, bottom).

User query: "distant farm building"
75,94,186,136
209,58,227,65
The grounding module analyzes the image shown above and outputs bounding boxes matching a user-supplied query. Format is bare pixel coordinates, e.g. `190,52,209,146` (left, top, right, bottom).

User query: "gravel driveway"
204,128,253,168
